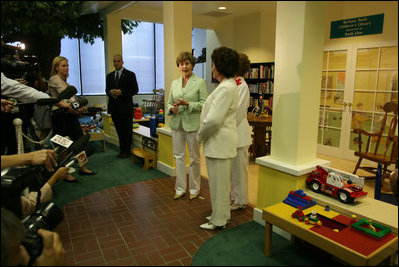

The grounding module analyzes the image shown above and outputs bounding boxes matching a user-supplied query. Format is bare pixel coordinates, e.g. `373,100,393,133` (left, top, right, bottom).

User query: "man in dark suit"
106,54,139,158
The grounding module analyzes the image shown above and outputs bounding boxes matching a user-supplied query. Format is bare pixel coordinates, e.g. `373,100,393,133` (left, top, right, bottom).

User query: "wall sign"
330,14,384,39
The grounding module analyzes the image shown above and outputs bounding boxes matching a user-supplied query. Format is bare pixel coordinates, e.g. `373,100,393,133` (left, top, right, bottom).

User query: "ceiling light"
218,6,227,10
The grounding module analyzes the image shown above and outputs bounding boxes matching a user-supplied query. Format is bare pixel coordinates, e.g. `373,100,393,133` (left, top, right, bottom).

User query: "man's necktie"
115,72,120,85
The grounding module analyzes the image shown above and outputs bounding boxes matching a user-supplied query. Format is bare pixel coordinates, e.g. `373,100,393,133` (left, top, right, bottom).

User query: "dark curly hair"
176,51,195,68
211,46,239,78
236,53,250,77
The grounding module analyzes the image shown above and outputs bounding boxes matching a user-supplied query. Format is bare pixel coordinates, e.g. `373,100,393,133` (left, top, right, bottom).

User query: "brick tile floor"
54,176,253,266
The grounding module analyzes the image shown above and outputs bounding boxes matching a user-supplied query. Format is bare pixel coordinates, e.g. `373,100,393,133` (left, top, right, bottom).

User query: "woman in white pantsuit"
230,53,252,211
166,52,208,200
197,47,239,230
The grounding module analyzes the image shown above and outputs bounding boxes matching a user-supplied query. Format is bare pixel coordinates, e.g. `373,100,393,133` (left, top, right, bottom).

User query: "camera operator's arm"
1,72,49,102
21,167,69,218
34,229,65,266
1,150,57,172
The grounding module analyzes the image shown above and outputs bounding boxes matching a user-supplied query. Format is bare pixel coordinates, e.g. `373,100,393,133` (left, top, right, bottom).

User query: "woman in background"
48,56,96,182
230,53,252,211
166,51,208,200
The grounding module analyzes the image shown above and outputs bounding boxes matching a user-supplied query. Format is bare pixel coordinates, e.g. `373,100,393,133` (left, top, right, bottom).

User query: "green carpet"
51,141,169,206
191,221,345,266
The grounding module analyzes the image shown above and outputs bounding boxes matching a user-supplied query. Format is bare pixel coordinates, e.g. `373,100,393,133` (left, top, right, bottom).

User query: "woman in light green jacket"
166,51,208,200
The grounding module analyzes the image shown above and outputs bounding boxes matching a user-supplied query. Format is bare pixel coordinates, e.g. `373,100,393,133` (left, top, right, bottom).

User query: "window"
122,21,156,94
60,22,206,95
60,37,105,95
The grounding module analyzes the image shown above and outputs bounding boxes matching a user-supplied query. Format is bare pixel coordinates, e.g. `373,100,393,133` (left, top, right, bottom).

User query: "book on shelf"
248,84,259,93
249,68,259,79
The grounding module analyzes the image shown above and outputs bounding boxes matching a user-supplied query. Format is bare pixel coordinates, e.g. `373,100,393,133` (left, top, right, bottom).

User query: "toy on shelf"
306,165,368,204
291,205,306,222
351,218,391,239
283,189,316,209
134,107,142,119
305,211,322,227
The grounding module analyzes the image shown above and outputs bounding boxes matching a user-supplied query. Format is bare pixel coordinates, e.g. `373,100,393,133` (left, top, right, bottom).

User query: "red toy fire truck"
306,165,368,204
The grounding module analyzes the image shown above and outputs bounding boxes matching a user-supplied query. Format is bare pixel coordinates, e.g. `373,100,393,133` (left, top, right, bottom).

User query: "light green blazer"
166,74,208,132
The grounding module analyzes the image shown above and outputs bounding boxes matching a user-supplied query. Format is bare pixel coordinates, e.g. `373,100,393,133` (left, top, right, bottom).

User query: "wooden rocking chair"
353,101,398,183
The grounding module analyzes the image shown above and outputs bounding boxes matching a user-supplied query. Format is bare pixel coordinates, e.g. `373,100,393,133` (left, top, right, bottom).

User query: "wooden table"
247,115,272,157
262,202,398,266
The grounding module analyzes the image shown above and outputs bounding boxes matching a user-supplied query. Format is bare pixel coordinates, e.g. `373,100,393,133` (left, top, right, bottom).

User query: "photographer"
1,150,69,218
1,207,65,266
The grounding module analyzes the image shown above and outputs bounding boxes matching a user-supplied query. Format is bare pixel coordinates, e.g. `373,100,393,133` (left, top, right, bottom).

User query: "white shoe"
200,222,226,230
230,203,246,211
189,192,200,200
173,193,185,200
205,216,211,221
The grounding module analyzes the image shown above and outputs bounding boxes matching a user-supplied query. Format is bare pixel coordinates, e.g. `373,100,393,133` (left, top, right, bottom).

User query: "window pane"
353,92,375,112
354,70,377,90
380,46,398,69
326,110,342,128
122,21,155,94
79,38,106,95
323,128,340,147
357,48,379,69
328,50,346,70
322,52,328,70
377,70,398,91
155,23,164,90
60,38,81,93
326,71,345,89
325,90,344,109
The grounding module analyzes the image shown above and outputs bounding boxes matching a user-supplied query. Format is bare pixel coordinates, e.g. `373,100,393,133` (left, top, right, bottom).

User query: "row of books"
245,68,259,79
248,82,274,94
259,64,274,79
249,96,273,109
244,64,274,79
259,81,274,94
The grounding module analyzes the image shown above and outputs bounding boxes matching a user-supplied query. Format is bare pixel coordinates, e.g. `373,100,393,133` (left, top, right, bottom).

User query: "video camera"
1,133,90,261
1,55,40,81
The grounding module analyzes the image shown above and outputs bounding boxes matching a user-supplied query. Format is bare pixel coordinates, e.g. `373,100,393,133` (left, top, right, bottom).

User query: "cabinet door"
317,42,398,162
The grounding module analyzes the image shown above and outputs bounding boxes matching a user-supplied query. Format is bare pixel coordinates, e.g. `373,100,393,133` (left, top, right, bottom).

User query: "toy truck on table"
306,165,367,204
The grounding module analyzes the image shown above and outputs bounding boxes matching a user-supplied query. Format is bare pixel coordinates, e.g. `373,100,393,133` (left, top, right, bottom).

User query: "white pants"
206,157,231,226
172,129,201,195
231,146,249,205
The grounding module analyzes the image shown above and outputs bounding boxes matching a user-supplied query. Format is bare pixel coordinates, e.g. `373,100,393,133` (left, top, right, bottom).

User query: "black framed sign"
330,13,384,39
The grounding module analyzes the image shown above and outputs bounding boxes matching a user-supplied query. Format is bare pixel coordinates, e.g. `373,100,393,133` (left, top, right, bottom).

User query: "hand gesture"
27,150,58,172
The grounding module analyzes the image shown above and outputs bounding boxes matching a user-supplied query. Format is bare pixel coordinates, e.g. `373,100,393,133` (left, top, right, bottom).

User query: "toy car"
306,165,368,204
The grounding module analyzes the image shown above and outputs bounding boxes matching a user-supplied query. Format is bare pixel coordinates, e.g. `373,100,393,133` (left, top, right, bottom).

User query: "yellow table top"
263,202,341,230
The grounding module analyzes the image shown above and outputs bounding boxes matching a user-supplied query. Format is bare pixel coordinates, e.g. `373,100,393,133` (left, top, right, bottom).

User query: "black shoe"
64,178,79,183
78,170,97,176
119,153,130,158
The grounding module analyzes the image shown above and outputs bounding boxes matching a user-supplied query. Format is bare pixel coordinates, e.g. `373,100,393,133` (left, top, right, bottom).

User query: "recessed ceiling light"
218,6,227,10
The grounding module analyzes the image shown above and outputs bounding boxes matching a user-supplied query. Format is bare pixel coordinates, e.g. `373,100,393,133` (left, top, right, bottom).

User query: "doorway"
317,42,398,163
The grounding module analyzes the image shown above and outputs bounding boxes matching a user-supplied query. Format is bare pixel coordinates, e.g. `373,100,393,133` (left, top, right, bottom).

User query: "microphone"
57,86,78,100
71,98,88,110
14,98,60,106
58,133,90,167
65,151,88,168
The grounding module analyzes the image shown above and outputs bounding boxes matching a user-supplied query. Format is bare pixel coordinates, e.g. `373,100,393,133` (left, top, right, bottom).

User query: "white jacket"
197,78,239,158
235,76,252,148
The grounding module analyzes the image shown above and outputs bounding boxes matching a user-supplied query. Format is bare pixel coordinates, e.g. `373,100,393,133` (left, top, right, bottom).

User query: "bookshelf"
244,62,274,114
